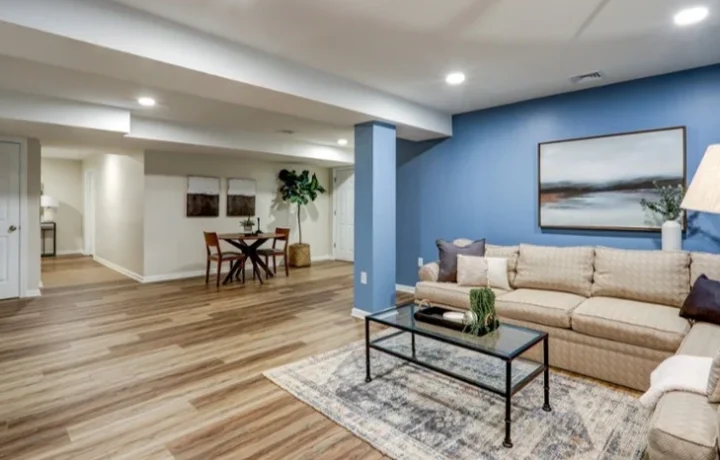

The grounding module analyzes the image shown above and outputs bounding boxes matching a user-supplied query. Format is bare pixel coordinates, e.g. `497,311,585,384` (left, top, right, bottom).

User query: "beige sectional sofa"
415,241,720,460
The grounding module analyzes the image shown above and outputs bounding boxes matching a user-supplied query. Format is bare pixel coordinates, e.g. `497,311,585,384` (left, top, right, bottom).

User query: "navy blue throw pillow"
680,274,720,325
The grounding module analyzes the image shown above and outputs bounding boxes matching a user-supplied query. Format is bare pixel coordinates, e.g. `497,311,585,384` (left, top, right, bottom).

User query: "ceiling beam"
0,90,354,164
0,89,130,132
128,118,354,165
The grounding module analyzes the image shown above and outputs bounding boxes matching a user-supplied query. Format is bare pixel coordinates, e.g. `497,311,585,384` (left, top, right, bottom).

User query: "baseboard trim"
56,250,84,256
395,284,415,294
351,308,369,319
142,255,336,283
93,256,143,283
142,270,205,284
276,254,334,266
24,289,42,298
351,307,398,320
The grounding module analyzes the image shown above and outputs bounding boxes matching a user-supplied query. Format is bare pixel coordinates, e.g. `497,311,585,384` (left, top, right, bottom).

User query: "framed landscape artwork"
227,178,257,217
186,176,220,217
538,127,686,231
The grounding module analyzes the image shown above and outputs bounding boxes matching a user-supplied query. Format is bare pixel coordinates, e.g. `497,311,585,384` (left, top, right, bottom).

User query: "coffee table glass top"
367,302,546,359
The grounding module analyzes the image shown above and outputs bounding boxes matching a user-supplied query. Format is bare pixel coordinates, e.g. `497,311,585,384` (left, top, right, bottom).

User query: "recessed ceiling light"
137,97,156,107
445,72,466,85
337,139,349,146
674,6,709,26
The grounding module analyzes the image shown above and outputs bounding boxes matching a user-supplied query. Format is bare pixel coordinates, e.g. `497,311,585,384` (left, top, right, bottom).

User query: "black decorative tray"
414,306,499,335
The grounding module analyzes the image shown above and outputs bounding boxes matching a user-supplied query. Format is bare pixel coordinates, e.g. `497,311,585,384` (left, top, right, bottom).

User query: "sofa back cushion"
486,244,519,286
592,247,690,307
514,244,594,296
691,252,720,286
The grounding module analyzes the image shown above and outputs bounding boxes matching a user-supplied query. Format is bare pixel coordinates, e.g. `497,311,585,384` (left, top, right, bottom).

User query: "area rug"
264,333,650,460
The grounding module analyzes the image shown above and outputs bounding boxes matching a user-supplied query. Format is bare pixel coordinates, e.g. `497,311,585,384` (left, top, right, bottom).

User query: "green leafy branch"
640,181,684,221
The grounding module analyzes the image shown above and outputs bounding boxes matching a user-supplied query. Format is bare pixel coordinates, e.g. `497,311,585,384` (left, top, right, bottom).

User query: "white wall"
41,158,84,254
143,151,333,278
83,152,144,278
27,138,41,294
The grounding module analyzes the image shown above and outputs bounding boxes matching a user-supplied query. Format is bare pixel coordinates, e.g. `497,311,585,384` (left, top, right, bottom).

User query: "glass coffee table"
364,302,551,448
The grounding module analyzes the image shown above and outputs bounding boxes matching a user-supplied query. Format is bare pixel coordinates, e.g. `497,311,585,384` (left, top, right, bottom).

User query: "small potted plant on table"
241,216,256,234
465,287,499,335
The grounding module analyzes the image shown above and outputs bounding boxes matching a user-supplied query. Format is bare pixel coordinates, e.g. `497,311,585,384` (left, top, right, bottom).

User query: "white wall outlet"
418,257,424,268
361,271,367,284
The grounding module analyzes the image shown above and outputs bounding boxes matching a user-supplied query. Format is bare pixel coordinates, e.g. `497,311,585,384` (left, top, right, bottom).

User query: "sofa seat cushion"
571,297,690,352
495,289,585,329
414,281,509,310
648,392,718,460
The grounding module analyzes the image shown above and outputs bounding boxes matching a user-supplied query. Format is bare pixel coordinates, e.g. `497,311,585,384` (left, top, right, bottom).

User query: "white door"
333,168,354,262
0,142,21,300
83,170,95,256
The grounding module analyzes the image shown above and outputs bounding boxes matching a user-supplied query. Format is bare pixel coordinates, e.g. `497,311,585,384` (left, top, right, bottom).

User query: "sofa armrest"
418,262,440,282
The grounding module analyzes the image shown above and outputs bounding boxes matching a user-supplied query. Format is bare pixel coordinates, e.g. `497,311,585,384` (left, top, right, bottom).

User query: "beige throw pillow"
708,351,720,402
457,255,511,290
457,255,488,287
486,257,511,290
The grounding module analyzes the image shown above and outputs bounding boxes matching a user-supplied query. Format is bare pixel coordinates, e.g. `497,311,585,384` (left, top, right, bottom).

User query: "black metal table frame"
222,238,275,285
364,307,551,448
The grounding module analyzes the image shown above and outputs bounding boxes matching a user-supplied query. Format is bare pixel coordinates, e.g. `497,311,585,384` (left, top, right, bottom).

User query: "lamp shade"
41,195,58,208
681,145,720,214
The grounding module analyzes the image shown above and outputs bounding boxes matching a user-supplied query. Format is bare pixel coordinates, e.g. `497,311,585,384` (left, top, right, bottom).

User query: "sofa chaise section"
647,322,720,460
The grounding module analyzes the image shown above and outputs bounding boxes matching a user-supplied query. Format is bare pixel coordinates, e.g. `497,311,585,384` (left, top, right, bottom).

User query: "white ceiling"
113,0,720,113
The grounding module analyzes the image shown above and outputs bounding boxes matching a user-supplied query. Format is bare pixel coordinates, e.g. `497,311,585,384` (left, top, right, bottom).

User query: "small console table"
41,221,57,258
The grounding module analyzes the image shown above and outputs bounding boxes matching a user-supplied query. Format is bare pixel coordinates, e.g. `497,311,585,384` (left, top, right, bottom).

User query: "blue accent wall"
397,65,720,286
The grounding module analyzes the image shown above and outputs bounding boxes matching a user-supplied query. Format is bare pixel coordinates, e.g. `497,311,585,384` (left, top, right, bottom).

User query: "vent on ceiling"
570,71,604,84
277,129,295,135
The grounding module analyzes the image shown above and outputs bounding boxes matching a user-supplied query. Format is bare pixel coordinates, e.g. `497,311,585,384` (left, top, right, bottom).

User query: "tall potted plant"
640,181,684,251
278,169,327,267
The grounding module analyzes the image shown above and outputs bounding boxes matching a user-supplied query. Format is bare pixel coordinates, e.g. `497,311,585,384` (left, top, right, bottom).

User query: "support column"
354,121,396,315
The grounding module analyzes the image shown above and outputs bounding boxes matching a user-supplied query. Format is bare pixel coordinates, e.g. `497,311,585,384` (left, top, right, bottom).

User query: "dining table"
218,232,282,285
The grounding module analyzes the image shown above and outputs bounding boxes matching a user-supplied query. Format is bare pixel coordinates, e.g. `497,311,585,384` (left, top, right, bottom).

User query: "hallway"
41,255,135,289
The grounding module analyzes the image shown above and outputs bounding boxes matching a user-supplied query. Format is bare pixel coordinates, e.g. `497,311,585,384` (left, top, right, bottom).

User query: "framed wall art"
186,176,220,217
226,178,257,217
538,126,686,231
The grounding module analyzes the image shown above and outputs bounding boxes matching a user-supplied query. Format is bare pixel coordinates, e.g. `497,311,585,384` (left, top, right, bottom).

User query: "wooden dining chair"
203,232,246,287
257,227,291,277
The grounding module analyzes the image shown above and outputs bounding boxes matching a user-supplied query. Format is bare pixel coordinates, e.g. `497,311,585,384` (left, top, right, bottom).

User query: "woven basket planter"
289,243,311,268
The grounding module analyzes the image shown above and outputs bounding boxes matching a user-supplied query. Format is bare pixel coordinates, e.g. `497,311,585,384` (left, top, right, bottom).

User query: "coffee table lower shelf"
364,324,551,448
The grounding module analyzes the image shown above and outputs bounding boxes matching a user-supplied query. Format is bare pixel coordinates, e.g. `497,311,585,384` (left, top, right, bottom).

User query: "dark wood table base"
222,237,276,285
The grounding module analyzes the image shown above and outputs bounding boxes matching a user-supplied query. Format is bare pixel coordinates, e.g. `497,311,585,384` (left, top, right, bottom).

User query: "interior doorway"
83,169,95,256
0,141,21,300
333,167,354,262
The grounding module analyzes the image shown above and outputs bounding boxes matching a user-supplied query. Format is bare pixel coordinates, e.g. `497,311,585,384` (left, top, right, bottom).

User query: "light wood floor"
41,255,132,289
1,258,408,459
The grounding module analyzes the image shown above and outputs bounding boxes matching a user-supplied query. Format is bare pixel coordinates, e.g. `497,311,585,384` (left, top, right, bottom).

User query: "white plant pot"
661,220,682,251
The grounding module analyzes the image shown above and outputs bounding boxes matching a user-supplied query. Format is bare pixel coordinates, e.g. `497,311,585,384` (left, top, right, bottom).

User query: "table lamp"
682,145,720,214
41,195,59,222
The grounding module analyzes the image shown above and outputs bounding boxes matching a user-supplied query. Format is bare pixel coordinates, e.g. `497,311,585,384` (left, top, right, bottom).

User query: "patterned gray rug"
264,333,650,460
